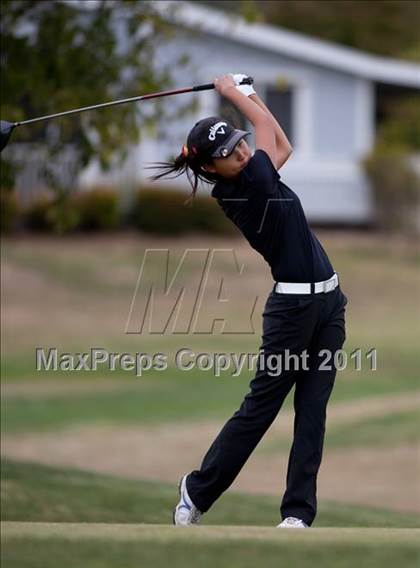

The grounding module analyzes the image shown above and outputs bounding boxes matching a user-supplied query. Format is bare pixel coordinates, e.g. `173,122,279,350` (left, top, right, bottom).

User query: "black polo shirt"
211,149,335,283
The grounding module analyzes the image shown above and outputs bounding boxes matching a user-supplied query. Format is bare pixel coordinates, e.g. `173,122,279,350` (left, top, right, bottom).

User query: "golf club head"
1,121,16,152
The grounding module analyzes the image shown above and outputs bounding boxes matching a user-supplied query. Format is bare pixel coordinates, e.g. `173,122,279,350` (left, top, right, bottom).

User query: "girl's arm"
214,75,277,168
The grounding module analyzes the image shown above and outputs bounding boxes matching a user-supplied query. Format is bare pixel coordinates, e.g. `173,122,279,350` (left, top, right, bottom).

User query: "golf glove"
230,73,256,97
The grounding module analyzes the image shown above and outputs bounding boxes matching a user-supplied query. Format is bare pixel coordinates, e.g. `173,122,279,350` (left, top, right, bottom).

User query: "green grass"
2,457,419,567
2,367,419,434
1,243,137,296
2,526,419,568
1,370,252,433
262,408,420,453
324,408,420,448
2,460,420,528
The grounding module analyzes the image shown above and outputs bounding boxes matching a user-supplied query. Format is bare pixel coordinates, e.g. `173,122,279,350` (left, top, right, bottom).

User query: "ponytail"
146,144,220,205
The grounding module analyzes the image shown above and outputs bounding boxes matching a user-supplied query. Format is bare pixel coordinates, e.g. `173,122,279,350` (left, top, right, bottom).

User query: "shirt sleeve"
240,149,281,195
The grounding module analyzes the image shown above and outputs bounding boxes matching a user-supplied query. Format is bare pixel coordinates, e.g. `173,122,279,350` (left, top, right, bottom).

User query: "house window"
265,85,294,145
218,86,294,145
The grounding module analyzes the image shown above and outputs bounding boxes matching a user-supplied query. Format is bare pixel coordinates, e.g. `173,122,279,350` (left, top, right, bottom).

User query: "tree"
0,0,190,194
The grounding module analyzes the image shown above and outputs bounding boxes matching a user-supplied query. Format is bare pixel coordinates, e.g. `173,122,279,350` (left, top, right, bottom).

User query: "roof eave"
157,1,420,89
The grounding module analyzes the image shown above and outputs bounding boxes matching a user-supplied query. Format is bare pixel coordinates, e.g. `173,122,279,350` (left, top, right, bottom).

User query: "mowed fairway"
1,231,420,566
3,459,420,567
2,523,420,568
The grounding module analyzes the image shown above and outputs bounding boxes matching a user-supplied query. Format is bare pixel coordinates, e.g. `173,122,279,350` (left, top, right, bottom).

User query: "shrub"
74,187,120,230
361,94,420,236
187,194,238,234
19,184,238,235
375,97,420,153
23,187,120,233
362,148,420,236
45,198,82,234
132,188,191,235
0,188,20,233
24,194,55,232
23,192,81,234
0,158,19,191
131,186,237,235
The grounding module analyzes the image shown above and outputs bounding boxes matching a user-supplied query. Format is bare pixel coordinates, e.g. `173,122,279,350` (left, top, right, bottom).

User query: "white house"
19,0,420,224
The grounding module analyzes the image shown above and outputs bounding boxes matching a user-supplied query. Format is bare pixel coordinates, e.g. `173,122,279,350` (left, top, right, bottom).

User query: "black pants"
186,284,348,527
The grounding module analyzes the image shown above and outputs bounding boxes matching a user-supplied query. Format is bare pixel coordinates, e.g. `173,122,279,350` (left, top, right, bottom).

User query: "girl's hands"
213,74,236,97
231,73,256,97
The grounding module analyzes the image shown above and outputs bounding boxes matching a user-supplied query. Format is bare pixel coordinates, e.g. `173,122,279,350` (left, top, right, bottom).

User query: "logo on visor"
208,121,227,141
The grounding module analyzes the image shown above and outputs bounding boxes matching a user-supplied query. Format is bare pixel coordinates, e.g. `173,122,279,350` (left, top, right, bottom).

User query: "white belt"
275,273,339,295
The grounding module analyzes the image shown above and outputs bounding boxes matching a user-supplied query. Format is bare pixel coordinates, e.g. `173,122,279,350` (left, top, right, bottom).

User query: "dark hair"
145,149,220,205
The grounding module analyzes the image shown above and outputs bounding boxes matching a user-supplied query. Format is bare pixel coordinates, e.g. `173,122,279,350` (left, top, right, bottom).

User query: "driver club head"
0,121,16,152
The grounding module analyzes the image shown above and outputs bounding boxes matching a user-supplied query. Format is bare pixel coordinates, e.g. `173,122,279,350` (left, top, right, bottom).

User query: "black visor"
211,129,251,158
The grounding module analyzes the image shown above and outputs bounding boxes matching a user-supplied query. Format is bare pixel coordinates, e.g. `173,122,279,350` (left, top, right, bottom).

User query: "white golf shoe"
277,516,309,528
173,474,202,526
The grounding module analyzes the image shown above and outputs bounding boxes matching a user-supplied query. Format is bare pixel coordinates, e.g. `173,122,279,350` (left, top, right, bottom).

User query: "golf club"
0,77,253,152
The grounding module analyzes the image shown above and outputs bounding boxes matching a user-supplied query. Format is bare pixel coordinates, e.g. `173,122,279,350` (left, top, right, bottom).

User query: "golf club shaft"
14,78,253,127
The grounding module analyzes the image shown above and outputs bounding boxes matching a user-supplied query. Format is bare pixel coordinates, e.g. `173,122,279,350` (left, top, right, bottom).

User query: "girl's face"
204,139,252,179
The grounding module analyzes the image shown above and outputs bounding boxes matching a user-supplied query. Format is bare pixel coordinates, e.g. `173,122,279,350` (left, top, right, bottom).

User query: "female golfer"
151,73,348,528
